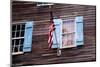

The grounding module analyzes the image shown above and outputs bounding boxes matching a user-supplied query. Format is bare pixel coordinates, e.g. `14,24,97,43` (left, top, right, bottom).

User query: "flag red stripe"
48,22,55,48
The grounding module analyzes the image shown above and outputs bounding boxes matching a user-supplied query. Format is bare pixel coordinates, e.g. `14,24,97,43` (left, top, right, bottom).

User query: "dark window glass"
22,24,25,30
12,25,16,31
15,39,19,45
16,31,20,37
12,46,15,52
21,31,24,37
14,47,18,52
12,40,14,45
12,47,13,52
20,46,23,51
12,32,15,38
17,25,20,30
20,39,24,44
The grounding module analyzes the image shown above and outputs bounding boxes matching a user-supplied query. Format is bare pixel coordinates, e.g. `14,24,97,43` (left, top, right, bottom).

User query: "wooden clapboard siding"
12,1,96,66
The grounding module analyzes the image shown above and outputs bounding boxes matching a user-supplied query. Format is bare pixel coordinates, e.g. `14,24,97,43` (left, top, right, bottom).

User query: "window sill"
61,45,76,49
12,52,24,55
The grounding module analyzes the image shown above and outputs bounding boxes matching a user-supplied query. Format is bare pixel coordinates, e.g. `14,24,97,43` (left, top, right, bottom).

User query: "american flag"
48,21,55,48
48,11,55,48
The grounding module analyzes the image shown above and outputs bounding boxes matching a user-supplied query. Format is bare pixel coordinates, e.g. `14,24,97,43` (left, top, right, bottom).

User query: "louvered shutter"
75,16,84,46
23,21,34,52
52,19,62,48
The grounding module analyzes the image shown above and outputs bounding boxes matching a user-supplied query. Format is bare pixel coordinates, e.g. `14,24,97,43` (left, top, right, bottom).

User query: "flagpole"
49,5,61,56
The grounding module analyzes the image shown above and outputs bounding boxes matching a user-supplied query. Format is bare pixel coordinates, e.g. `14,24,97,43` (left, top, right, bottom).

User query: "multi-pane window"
52,16,84,49
62,18,76,48
12,21,34,55
12,23,25,54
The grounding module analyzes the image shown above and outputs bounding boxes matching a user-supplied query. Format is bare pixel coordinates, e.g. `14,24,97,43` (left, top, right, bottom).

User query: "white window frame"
12,22,26,55
61,18,76,49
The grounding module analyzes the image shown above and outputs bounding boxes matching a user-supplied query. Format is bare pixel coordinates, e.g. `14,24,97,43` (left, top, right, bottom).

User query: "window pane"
12,40,14,46
15,39,19,45
22,24,25,30
20,46,23,51
16,31,20,37
14,47,18,52
20,39,24,44
12,47,14,52
21,31,24,37
17,25,20,31
12,25,16,31
12,32,15,38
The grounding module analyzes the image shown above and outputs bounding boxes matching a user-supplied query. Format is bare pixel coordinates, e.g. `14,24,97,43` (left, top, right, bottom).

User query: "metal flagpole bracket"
57,48,61,56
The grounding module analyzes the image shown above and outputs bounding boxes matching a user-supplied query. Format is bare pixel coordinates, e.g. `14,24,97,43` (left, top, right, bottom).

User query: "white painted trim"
60,45,76,49
12,37,24,40
12,52,24,55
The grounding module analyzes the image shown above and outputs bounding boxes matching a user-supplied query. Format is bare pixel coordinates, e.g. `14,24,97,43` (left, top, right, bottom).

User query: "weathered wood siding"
12,1,96,66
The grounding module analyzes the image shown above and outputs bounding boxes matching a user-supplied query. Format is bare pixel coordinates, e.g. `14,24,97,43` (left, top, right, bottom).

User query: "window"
52,16,84,49
12,21,34,55
12,23,25,55
62,18,76,48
